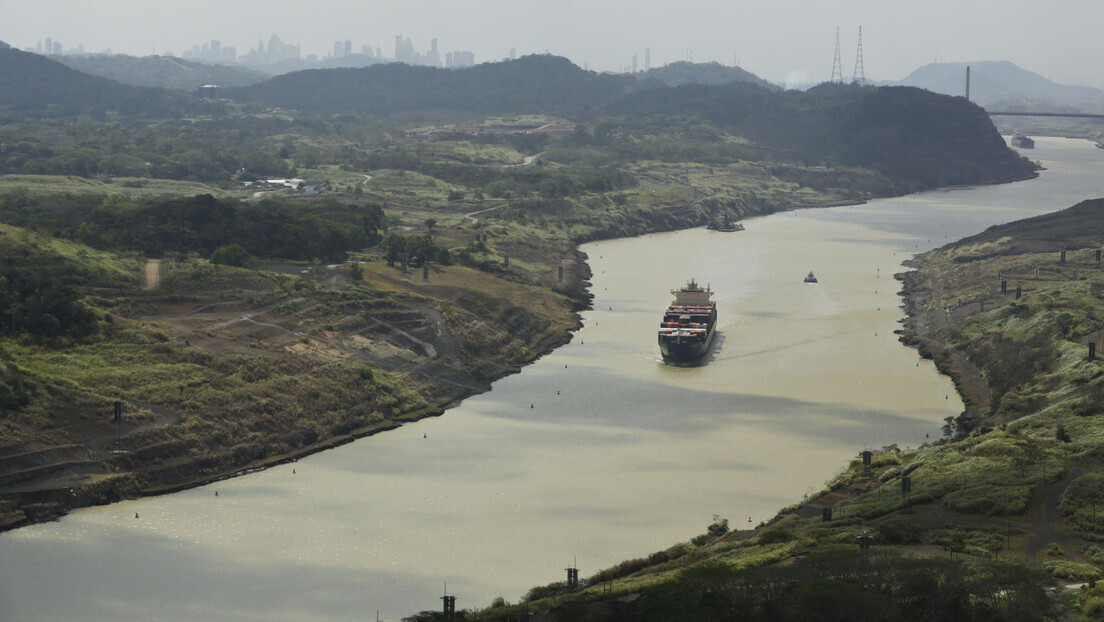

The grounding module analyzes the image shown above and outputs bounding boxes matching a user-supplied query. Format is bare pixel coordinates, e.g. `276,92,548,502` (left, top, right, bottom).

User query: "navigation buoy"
531,403,534,408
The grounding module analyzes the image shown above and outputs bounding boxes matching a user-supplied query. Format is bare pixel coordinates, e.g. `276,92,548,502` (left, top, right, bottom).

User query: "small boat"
804,272,818,283
1010,132,1035,149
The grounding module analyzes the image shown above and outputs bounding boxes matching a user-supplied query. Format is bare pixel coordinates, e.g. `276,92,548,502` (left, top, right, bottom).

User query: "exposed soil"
0,256,589,531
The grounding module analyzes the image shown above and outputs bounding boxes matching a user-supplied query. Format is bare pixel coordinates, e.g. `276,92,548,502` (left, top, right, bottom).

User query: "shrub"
209,244,252,267
1044,560,1102,582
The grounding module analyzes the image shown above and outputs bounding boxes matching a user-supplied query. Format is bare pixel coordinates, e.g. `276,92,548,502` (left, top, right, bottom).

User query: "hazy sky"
4,0,1103,87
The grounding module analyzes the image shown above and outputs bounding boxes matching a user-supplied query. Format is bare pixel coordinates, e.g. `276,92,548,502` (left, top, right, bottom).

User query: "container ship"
658,279,717,362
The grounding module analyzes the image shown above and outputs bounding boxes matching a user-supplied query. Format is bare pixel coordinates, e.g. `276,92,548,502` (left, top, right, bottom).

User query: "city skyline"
5,1,1104,88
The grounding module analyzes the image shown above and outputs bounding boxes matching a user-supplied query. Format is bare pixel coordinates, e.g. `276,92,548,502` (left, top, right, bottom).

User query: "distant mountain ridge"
226,54,643,116
890,61,1104,109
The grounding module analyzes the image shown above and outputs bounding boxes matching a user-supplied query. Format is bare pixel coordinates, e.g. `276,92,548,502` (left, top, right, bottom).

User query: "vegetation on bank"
0,192,584,529
426,200,1104,621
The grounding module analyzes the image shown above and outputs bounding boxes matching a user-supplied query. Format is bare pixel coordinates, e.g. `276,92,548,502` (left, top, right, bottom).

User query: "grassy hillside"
0,210,586,529
452,200,1104,621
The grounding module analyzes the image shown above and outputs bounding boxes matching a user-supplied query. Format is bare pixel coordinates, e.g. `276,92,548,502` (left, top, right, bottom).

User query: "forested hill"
224,54,1033,187
226,54,642,117
0,46,1035,189
609,81,1037,188
0,45,197,118
640,60,777,89
50,53,268,90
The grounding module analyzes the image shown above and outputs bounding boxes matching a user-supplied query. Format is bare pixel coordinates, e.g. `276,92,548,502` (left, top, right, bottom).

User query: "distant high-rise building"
510,47,517,60
344,39,352,57
211,39,221,58
390,36,418,62
236,34,300,66
445,50,474,68
334,41,343,58
426,37,440,66
632,54,638,74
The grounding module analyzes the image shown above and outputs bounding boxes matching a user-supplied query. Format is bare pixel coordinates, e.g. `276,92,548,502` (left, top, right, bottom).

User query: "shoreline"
0,171,1036,534
0,317,583,534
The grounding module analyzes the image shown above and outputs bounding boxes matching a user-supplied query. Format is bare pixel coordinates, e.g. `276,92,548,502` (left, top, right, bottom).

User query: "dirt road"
144,259,161,290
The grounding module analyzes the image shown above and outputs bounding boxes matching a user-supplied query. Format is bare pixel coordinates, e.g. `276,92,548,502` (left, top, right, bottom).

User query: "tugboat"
706,213,745,232
804,271,818,283
658,280,717,362
1011,132,1035,149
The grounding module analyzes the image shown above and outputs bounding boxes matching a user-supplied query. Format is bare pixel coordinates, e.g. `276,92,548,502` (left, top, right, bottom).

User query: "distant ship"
658,279,717,362
1011,132,1035,149
706,214,745,232
804,271,818,283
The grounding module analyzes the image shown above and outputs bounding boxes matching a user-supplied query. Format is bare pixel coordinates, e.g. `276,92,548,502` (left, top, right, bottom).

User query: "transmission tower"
830,27,843,83
852,26,866,85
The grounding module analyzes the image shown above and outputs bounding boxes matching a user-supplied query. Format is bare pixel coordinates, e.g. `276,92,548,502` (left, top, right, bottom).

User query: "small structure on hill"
198,84,222,99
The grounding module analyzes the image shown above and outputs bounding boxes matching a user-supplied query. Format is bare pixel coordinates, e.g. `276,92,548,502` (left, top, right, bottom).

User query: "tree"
209,243,252,267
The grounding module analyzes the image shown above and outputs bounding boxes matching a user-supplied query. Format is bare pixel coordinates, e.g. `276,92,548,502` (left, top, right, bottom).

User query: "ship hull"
659,325,716,361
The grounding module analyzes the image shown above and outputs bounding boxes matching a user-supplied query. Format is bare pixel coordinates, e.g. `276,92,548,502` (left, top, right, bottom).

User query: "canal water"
1,138,1101,621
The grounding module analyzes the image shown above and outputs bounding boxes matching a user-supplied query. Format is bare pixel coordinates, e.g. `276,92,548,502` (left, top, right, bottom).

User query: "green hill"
50,53,268,90
610,82,1036,190
227,54,642,117
0,46,197,118
641,60,776,89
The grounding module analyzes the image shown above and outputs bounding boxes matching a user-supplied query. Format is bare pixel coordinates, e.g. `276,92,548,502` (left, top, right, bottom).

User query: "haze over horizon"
4,0,1104,88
